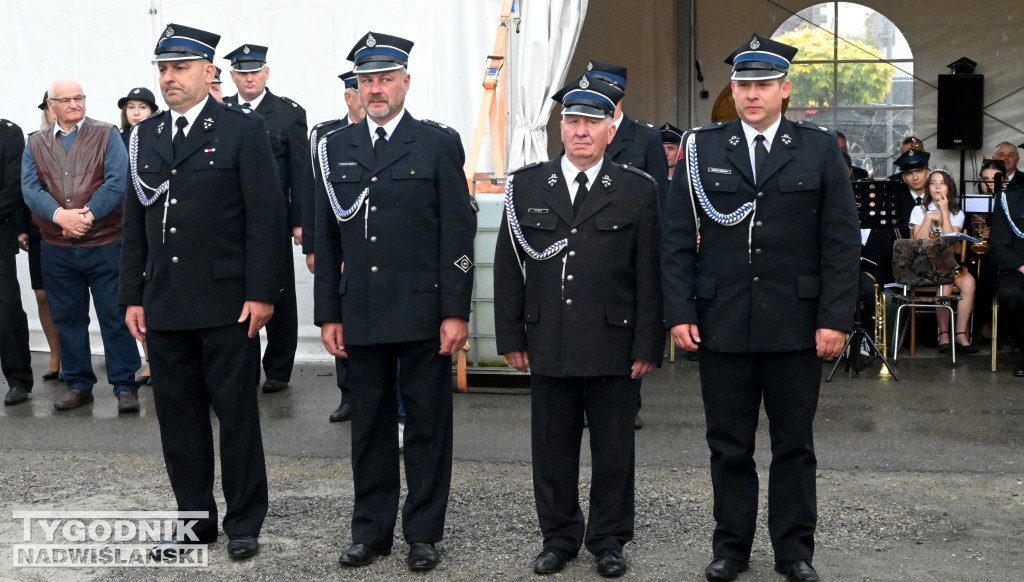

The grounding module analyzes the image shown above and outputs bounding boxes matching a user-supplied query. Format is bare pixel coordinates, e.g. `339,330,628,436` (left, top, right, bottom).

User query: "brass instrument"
971,220,989,254
875,284,890,376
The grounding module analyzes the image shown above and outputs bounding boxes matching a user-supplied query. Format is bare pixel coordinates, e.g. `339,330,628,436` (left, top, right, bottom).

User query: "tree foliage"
776,25,895,108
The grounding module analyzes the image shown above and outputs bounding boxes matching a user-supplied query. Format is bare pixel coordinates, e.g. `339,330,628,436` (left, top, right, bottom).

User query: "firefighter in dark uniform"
494,73,663,578
119,24,288,560
584,60,668,429
0,118,34,406
989,181,1024,377
662,34,859,582
304,71,363,423
223,43,309,393
587,60,670,206
313,32,476,573
660,122,683,181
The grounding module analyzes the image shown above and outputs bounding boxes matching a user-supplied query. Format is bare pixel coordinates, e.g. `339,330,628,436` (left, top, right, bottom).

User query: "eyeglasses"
49,95,86,105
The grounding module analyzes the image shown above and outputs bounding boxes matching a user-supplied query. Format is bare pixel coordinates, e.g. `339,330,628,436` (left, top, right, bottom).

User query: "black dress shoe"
339,543,389,567
1014,363,1024,378
596,548,627,577
227,535,259,559
261,379,290,393
705,557,749,581
330,402,352,422
4,386,30,406
137,375,151,386
42,370,61,381
407,542,439,571
776,560,819,582
634,413,644,430
533,547,575,574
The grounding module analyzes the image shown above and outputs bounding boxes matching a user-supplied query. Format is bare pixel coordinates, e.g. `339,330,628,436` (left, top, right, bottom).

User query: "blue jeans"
41,240,140,394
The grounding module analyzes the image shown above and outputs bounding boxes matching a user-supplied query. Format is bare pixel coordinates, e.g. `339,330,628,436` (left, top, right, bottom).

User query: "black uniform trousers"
148,323,268,539
335,357,350,403
261,253,297,382
346,338,453,550
0,251,33,391
698,348,819,566
531,373,638,556
996,270,1024,355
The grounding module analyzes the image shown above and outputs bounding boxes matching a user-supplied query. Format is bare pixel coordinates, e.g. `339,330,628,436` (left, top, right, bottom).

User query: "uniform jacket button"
371,266,378,273
565,299,573,305
171,257,179,263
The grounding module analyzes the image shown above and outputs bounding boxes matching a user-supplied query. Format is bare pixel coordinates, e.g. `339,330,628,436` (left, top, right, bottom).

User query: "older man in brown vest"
21,78,141,412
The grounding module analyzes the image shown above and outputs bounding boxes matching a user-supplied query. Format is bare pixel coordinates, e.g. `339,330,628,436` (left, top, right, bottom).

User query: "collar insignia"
728,135,740,147
366,33,377,48
780,133,792,145
202,117,215,131
601,174,612,188
156,121,165,135
547,174,558,187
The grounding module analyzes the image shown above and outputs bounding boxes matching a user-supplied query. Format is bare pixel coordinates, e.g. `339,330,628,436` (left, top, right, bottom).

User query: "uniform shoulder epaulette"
632,119,658,132
419,119,457,135
619,163,658,187
794,120,834,135
135,112,163,127
222,101,258,119
278,95,305,113
681,122,725,141
313,119,342,130
1,119,18,129
509,161,543,175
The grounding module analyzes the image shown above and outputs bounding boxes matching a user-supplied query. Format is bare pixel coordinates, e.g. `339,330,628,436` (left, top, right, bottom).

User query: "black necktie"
172,117,188,157
241,102,251,110
374,127,388,160
572,171,588,216
753,134,768,182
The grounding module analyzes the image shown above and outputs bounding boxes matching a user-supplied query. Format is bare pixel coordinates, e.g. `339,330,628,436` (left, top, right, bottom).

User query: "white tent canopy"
2,0,585,360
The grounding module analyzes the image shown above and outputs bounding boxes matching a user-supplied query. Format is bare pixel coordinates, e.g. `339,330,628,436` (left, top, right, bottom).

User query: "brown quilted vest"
28,118,123,247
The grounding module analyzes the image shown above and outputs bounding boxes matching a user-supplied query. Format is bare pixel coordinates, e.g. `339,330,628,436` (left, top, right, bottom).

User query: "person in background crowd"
992,142,1024,189
1,117,34,406
30,92,61,381
21,78,141,412
660,122,682,180
836,130,869,180
910,169,978,354
223,43,309,394
210,66,224,102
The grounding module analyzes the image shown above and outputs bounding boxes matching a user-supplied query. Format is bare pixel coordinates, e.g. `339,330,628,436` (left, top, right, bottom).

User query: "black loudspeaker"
937,74,983,150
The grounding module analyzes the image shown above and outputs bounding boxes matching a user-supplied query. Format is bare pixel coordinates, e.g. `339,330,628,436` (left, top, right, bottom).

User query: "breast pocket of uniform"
391,165,435,207
778,172,820,193
700,173,740,194
594,216,634,234
195,153,235,172
135,153,165,180
327,167,363,207
521,213,558,232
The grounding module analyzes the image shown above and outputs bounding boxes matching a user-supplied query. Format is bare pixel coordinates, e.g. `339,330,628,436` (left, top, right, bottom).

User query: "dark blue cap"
660,123,683,144
552,73,624,118
726,34,798,81
224,44,268,72
894,149,931,173
212,67,223,84
586,60,628,90
338,71,357,89
153,23,220,62
347,32,414,73
38,91,48,111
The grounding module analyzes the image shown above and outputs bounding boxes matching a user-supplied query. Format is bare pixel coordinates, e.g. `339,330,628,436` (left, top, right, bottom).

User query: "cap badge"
164,26,174,38
750,36,760,50
579,77,590,89
547,174,558,187
587,61,594,71
780,133,792,145
366,33,377,48
133,89,140,94
243,45,251,54
156,121,165,135
601,175,612,188
728,135,741,147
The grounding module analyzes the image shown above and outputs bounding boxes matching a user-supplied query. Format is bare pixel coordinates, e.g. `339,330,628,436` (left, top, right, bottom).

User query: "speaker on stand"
937,57,983,197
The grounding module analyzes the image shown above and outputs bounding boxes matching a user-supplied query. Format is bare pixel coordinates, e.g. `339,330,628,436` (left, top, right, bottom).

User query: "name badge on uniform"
337,161,357,167
708,167,732,175
527,208,548,214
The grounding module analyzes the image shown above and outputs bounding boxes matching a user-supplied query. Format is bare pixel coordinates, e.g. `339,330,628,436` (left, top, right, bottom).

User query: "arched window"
773,3,912,177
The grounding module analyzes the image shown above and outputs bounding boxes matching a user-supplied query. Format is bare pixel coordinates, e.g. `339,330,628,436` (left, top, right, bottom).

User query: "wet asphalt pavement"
0,346,1022,581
